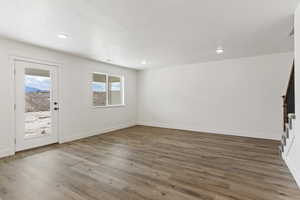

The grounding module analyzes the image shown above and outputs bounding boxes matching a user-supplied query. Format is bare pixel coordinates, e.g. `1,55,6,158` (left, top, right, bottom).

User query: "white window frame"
91,72,125,108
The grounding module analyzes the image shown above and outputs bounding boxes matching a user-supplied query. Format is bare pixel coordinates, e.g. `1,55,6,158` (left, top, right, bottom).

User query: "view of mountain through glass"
24,69,51,138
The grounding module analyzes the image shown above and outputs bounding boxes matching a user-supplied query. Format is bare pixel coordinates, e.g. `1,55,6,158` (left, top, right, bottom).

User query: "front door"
15,60,59,151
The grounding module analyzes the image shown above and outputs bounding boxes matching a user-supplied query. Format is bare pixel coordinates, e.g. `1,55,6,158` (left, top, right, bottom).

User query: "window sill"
93,104,126,109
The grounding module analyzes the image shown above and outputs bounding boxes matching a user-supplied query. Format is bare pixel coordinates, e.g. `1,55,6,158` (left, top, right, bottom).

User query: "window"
108,76,122,105
92,73,124,107
25,68,52,137
92,73,106,106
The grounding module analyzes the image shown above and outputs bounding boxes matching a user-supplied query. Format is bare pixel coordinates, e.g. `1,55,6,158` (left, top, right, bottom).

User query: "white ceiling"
0,0,298,69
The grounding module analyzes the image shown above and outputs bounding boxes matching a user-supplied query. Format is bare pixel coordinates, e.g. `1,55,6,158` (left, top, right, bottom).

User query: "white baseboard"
137,121,280,140
0,147,15,159
0,123,136,159
282,132,300,189
284,156,300,188
60,122,136,143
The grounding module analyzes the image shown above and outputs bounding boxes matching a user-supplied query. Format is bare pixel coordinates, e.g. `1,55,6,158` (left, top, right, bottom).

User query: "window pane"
25,68,51,137
93,73,106,106
108,76,122,105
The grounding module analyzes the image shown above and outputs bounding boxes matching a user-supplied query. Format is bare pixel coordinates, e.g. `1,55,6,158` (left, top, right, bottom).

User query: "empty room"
1,0,300,199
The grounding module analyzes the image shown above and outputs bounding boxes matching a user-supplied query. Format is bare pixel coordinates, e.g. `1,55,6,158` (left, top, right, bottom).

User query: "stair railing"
282,62,295,131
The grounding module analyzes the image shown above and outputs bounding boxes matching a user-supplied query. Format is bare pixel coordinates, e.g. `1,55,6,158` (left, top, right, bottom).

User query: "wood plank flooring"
0,125,299,200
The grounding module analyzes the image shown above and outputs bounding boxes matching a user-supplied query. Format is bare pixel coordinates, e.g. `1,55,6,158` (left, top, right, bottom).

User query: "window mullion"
121,77,124,105
106,74,109,106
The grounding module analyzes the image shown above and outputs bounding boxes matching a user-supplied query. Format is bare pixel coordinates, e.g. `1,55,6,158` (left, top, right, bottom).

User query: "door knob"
54,107,59,111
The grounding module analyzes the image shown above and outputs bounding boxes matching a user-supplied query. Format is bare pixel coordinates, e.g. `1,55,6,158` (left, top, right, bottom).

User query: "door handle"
54,107,59,111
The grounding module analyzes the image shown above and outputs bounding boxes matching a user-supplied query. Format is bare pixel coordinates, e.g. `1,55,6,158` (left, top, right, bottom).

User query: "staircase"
280,113,296,157
280,62,295,157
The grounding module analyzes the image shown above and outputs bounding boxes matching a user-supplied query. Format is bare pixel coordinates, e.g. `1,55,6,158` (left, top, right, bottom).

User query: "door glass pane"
24,68,51,138
92,73,106,106
108,76,122,105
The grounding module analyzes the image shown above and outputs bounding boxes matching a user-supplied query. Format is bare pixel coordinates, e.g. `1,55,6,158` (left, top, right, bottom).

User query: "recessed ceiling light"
216,47,224,54
57,33,68,39
141,60,147,65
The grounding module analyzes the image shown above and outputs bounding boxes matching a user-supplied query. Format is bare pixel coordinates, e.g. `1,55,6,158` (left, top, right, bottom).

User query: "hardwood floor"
0,126,299,200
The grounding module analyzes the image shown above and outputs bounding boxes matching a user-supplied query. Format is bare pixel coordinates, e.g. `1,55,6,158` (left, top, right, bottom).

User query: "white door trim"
11,56,62,153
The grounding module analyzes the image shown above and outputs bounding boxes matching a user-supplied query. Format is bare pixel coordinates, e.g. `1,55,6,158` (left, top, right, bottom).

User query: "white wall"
137,52,293,140
284,3,300,187
0,38,137,158
0,37,294,159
